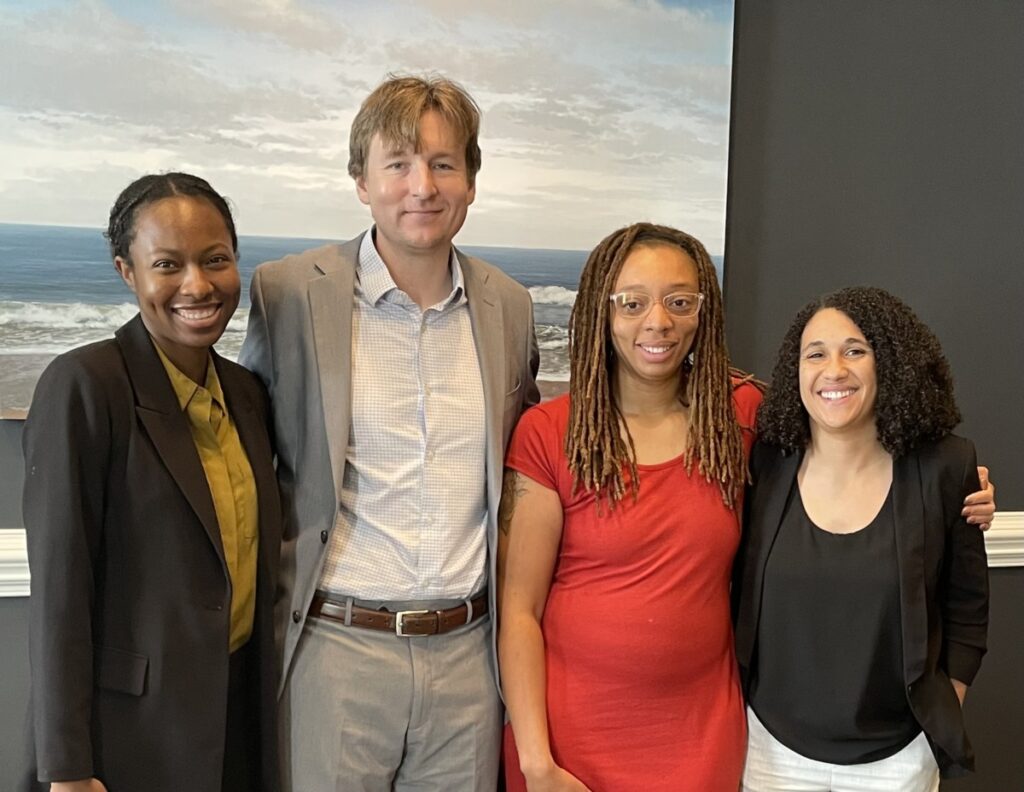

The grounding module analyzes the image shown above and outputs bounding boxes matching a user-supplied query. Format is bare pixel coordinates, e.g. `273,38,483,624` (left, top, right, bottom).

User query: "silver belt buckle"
394,609,430,637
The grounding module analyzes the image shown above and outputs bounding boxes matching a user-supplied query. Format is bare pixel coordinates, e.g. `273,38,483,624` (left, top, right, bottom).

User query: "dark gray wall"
725,1,1024,789
725,0,1024,503
0,418,27,788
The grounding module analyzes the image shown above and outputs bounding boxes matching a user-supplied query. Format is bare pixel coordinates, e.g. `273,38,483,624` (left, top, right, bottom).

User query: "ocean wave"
0,301,249,331
529,285,577,307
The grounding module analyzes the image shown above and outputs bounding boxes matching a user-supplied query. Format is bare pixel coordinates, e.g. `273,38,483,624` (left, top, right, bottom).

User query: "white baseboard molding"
2,513,1023,598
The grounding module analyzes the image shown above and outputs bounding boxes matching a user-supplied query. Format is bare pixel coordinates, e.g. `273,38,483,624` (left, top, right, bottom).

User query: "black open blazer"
733,436,988,778
20,315,282,791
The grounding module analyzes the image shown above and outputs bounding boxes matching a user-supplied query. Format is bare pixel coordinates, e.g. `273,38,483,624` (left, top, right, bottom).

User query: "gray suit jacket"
239,234,540,693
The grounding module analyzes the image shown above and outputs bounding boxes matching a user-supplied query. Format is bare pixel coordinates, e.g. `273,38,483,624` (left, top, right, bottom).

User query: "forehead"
131,196,230,248
801,307,867,342
372,109,466,156
614,243,699,289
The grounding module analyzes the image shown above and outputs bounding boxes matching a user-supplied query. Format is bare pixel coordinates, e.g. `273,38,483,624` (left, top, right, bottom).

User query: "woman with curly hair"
734,286,989,791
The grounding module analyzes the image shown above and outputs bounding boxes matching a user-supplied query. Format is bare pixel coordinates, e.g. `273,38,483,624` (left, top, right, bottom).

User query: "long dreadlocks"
566,222,751,509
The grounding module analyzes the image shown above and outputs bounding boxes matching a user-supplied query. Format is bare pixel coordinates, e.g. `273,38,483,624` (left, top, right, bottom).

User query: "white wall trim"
0,528,29,598
983,511,1024,568
1,513,1022,598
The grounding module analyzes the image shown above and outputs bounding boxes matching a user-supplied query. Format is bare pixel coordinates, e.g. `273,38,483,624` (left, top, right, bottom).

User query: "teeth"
641,345,671,354
174,305,218,321
821,389,854,400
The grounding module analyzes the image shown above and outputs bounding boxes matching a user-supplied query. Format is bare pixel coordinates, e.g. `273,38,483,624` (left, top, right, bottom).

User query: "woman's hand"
962,466,996,530
951,678,968,706
50,780,108,792
524,762,594,792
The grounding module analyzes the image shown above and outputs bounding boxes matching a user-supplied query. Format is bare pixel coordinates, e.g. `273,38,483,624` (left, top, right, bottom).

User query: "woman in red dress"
498,223,758,791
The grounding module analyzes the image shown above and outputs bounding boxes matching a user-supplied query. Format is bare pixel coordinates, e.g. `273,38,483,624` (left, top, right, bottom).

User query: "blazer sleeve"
523,294,541,409
239,266,274,394
23,354,113,781
940,439,989,685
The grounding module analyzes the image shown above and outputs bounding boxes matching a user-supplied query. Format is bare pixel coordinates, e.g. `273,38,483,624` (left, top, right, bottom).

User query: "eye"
621,296,649,316
845,347,868,357
804,350,825,360
207,254,232,268
152,259,178,270
433,162,455,170
667,295,693,312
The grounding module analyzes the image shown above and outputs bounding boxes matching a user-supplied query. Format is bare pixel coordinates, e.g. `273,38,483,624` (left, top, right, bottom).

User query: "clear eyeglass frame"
608,290,705,318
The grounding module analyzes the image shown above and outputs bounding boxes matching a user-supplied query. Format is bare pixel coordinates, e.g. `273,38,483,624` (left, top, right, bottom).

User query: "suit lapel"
893,452,929,682
308,238,359,499
116,316,224,561
461,251,504,517
737,446,802,666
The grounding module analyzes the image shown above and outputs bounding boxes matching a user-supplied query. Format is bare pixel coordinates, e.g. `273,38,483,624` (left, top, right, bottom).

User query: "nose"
180,263,214,299
409,161,438,199
824,352,848,379
643,300,673,331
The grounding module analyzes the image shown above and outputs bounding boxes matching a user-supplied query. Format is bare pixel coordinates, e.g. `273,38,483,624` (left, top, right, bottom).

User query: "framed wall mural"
0,0,735,411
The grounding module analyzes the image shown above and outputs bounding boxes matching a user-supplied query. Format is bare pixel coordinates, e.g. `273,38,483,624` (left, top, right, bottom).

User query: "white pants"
280,603,502,792
742,707,941,792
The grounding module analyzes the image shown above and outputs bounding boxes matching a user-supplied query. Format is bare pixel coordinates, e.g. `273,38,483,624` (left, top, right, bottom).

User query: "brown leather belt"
309,592,488,637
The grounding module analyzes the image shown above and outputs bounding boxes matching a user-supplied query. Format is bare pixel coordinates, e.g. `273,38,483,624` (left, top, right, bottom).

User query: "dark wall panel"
725,0,1024,504
725,1,1024,789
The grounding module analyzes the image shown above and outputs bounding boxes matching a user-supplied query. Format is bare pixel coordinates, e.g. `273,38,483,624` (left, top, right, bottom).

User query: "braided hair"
105,172,237,264
566,222,749,509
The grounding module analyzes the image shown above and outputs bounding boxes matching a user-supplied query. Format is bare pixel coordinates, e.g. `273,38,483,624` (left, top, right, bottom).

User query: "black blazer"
733,436,988,778
20,315,282,791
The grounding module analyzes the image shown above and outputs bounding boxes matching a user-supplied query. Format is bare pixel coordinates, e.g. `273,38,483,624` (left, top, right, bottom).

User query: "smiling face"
355,109,476,264
608,243,700,393
115,195,240,381
798,307,878,439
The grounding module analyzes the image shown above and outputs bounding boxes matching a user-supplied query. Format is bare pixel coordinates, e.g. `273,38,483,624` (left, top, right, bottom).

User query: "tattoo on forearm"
499,470,528,536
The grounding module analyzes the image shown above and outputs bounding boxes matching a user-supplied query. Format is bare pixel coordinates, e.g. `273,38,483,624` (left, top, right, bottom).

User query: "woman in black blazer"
733,287,989,790
21,173,281,792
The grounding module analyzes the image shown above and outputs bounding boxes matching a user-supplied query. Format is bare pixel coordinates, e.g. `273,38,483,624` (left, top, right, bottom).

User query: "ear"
355,174,371,207
114,256,137,293
467,180,476,207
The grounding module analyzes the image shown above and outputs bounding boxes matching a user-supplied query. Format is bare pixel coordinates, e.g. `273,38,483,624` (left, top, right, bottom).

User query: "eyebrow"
615,282,698,292
801,337,869,351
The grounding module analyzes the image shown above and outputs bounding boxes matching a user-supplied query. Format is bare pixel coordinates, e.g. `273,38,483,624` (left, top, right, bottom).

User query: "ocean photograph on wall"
0,0,735,412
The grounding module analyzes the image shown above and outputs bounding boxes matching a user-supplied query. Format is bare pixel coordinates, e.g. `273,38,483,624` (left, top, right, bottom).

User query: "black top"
749,481,920,764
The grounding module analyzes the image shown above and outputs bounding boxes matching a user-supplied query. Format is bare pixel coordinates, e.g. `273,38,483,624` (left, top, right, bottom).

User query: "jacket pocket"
94,645,149,696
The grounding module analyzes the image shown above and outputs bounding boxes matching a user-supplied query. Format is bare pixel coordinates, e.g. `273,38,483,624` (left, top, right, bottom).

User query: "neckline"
797,482,893,536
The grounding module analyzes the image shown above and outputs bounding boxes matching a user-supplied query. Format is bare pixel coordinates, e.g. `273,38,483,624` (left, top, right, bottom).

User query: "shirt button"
320,530,329,544
292,610,302,623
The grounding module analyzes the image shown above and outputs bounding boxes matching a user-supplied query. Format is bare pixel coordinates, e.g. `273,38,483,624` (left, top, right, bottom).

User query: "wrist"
520,753,557,780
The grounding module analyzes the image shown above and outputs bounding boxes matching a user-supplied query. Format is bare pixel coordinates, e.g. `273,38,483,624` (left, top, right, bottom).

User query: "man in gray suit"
240,75,540,791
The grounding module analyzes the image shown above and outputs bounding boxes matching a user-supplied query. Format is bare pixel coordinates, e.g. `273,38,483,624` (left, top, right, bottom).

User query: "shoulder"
458,250,531,301
35,338,125,395
512,394,569,441
252,240,357,286
908,434,978,484
25,339,127,434
731,378,764,429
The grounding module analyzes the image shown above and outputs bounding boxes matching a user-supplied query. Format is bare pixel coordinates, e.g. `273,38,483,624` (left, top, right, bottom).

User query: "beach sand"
0,354,51,418
0,352,569,419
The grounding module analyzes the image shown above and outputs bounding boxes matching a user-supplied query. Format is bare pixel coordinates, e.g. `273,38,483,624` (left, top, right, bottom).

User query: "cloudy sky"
0,0,734,251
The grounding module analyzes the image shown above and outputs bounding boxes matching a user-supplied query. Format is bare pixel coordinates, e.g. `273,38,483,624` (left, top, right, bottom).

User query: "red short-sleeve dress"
503,382,761,792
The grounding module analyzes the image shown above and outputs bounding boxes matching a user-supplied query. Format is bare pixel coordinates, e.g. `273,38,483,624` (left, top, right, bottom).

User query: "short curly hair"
757,286,961,456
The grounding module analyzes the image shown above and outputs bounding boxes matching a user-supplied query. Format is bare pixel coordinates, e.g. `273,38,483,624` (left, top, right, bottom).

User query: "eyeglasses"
608,291,704,318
